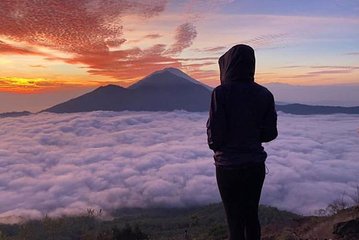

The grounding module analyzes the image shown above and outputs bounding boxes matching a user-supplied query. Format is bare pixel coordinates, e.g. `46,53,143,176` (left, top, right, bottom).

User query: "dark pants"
216,162,265,240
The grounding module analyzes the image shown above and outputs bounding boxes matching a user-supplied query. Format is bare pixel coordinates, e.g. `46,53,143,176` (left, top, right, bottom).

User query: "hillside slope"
262,205,359,240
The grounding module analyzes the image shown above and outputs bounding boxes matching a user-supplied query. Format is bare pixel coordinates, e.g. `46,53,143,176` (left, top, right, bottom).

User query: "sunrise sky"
0,0,358,111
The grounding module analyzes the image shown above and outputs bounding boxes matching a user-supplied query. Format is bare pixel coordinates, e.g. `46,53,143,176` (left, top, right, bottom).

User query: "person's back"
207,44,277,240
207,44,277,166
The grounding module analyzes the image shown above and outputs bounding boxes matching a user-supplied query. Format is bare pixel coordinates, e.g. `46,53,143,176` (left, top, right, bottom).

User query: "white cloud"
0,111,358,223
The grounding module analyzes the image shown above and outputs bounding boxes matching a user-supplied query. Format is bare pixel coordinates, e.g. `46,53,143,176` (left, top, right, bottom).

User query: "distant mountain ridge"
0,111,31,118
276,103,359,115
265,82,359,107
42,68,359,115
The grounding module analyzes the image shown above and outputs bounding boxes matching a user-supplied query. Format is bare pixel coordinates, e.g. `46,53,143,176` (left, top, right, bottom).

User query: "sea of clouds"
0,111,358,223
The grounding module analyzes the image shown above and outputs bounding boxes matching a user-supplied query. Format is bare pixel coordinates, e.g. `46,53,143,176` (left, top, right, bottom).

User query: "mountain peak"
93,84,126,94
129,67,212,90
98,84,125,90
162,67,179,72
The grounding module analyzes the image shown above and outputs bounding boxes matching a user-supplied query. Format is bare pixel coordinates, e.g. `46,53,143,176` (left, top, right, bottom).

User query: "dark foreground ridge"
1,203,358,239
0,203,299,240
41,68,359,115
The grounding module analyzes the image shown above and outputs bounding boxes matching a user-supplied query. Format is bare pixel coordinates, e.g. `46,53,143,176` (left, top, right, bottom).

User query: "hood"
219,44,255,84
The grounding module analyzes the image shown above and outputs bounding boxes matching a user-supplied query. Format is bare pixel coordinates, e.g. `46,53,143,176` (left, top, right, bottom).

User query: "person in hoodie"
207,44,278,240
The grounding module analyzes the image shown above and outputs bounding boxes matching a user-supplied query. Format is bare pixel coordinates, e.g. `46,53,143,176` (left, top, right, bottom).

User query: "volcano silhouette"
43,68,212,113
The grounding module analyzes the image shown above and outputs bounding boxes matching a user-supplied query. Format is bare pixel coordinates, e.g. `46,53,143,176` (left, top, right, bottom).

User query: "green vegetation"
0,203,300,240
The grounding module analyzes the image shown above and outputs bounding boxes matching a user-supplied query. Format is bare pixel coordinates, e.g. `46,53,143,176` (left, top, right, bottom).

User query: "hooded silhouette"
207,44,277,240
219,44,255,84
207,44,277,166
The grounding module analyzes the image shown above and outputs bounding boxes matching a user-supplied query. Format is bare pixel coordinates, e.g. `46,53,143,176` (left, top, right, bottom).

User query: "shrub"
112,224,149,240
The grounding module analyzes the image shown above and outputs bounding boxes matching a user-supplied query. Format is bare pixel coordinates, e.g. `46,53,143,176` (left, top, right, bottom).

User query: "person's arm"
206,87,227,151
260,93,278,142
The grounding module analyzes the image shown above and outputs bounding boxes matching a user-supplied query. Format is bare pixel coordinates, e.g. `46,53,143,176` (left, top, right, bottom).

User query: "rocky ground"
262,205,359,240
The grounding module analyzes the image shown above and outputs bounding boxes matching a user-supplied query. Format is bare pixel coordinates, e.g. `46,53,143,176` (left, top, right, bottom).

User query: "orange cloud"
58,44,179,83
187,69,218,85
0,1,207,87
166,23,198,54
202,46,227,52
29,64,46,68
0,0,168,54
0,40,44,56
143,34,162,39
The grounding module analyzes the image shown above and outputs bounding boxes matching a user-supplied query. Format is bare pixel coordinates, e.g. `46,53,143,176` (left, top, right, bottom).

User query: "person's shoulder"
252,83,275,102
253,82,274,97
213,84,229,93
213,85,222,91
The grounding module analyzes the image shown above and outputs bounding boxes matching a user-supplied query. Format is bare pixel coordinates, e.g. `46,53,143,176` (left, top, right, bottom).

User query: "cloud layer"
0,111,358,223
